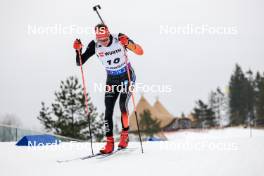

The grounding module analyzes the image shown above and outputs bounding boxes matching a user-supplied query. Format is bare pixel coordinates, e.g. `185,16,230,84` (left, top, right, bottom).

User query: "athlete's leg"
104,85,119,137
119,91,131,131
119,69,136,131
118,86,132,149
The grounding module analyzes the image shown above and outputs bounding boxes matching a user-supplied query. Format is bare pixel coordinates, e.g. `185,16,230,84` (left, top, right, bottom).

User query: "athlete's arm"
76,40,96,66
118,33,144,55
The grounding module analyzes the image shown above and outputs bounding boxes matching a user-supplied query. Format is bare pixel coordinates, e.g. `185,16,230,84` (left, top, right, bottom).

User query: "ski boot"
100,136,114,154
118,130,129,149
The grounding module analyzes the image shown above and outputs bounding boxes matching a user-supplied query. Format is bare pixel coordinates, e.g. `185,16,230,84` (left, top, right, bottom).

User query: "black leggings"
104,69,136,137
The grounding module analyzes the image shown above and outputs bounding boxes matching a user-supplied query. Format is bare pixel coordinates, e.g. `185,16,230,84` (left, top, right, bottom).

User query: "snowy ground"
1,128,264,176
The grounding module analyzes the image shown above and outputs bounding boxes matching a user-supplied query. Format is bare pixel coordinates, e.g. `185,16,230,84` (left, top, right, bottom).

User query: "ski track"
1,127,264,176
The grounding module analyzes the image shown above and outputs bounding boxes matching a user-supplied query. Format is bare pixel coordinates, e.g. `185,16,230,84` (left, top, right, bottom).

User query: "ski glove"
119,35,129,46
73,39,82,50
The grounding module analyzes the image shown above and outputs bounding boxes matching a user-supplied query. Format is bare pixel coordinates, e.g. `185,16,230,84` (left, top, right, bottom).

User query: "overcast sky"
0,0,263,129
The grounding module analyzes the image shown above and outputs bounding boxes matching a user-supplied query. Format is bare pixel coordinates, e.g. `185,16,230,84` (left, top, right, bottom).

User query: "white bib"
95,34,130,73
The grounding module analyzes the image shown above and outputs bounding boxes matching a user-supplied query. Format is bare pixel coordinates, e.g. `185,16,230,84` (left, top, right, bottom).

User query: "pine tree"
229,64,248,125
37,76,104,141
209,88,226,127
244,70,255,124
193,100,216,128
180,112,186,118
255,72,264,121
208,90,219,125
139,110,161,137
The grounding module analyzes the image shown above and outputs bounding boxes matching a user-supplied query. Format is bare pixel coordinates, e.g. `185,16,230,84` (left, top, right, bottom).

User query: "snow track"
1,128,264,176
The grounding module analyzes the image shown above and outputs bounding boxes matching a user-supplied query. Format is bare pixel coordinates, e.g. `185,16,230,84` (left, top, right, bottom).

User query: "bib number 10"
107,58,120,65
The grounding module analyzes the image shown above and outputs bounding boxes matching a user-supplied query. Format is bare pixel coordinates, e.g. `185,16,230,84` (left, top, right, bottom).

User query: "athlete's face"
97,37,110,47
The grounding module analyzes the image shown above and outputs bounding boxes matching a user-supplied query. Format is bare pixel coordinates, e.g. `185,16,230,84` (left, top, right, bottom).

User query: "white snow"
1,127,264,176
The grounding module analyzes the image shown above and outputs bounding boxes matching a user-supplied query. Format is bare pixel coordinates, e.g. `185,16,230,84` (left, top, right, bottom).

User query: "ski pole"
93,5,105,25
124,52,144,153
92,4,144,153
77,49,94,155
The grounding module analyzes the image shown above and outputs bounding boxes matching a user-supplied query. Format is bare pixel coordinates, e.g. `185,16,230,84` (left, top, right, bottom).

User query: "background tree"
229,64,248,125
208,90,219,126
193,100,216,128
139,110,161,137
192,64,263,127
255,72,264,122
0,114,22,127
0,114,22,141
180,112,186,119
209,87,229,127
37,76,104,141
244,70,256,125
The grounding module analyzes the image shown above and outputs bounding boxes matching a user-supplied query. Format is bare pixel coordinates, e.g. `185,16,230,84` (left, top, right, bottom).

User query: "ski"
96,147,137,159
57,147,137,163
94,148,125,159
57,152,103,163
